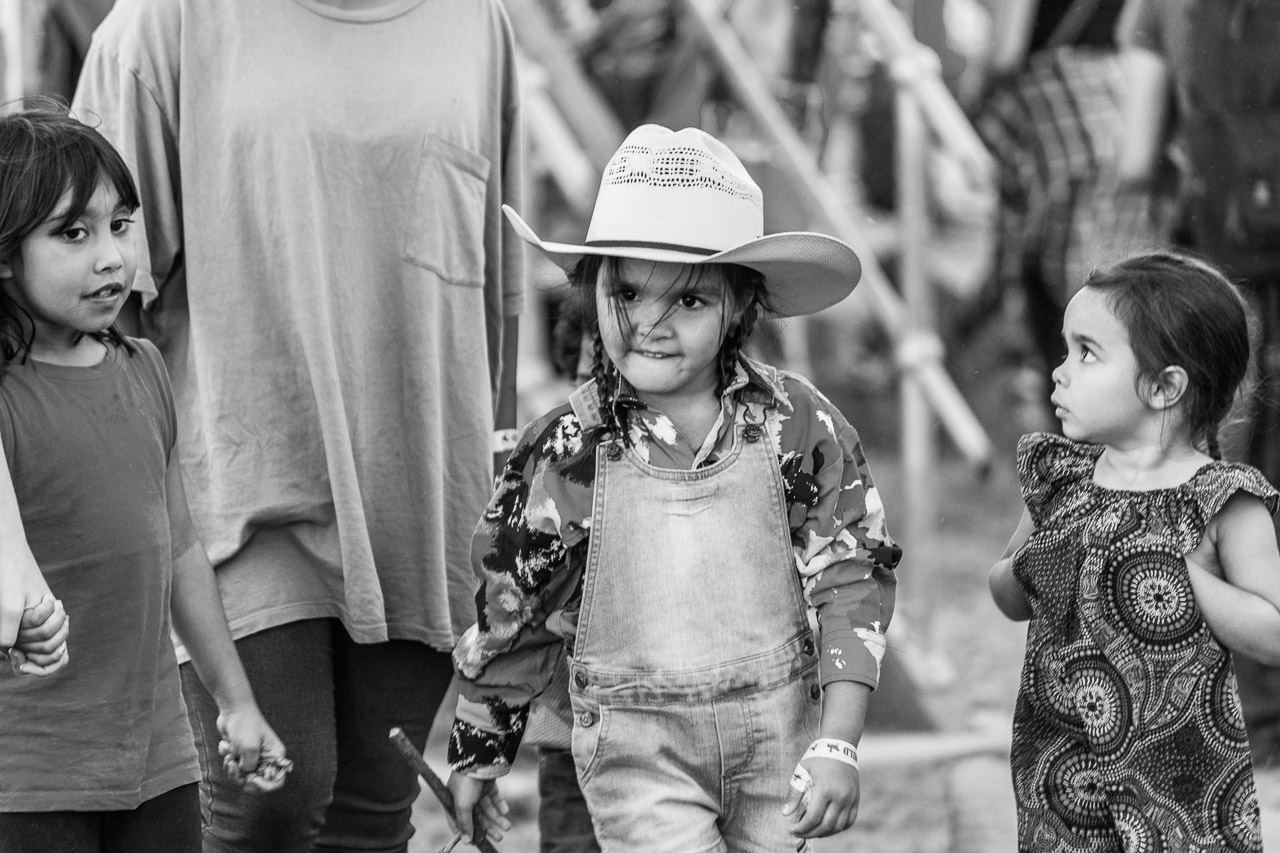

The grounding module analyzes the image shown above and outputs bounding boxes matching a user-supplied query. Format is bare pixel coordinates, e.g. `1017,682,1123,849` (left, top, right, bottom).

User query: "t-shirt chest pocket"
402,134,491,287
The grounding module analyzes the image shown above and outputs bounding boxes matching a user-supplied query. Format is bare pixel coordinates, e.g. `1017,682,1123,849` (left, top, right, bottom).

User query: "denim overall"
566,389,822,853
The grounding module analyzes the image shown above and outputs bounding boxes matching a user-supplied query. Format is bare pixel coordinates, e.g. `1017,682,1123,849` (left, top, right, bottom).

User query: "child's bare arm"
0,439,69,675
1186,492,1280,663
0,551,55,662
784,680,868,838
989,508,1035,621
166,453,289,789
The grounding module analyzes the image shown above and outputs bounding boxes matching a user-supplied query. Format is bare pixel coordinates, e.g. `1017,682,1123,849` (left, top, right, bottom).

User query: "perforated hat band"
584,239,717,255
583,131,765,254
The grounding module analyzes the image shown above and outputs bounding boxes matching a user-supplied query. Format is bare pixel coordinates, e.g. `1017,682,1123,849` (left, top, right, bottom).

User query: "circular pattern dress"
1010,433,1280,852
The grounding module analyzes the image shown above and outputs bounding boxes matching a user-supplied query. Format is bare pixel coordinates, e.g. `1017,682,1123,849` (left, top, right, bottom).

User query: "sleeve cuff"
819,627,886,690
447,694,527,778
448,717,518,779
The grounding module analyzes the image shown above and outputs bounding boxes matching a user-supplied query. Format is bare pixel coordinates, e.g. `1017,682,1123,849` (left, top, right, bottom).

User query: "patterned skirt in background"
976,46,1172,367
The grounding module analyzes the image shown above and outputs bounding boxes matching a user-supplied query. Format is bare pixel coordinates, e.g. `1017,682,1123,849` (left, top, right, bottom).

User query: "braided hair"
559,255,771,452
1082,251,1252,459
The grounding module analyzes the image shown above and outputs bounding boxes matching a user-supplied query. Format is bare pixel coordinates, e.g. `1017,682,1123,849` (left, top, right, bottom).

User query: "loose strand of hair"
0,297,35,384
97,325,137,356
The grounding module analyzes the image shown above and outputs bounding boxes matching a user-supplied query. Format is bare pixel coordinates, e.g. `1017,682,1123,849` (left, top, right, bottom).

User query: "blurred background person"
1115,0,1280,766
972,0,1166,408
0,0,114,102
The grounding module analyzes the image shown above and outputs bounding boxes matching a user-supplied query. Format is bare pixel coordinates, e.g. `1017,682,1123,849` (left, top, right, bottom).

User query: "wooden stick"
387,727,502,853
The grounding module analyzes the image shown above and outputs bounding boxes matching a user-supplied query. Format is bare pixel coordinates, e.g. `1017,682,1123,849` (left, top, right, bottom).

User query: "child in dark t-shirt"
0,105,289,852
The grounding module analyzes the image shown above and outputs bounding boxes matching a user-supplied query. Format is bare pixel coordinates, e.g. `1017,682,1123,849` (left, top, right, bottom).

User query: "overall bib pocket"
402,134,490,287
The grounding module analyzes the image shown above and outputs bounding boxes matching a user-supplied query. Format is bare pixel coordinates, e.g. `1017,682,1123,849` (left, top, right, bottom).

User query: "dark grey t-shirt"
0,338,199,810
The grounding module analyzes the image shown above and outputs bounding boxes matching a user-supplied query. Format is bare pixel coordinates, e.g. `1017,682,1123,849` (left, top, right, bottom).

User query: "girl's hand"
216,707,291,793
445,771,510,845
783,755,861,838
5,595,69,676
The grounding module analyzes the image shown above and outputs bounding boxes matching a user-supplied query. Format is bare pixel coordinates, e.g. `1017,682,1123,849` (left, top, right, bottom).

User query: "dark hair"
0,100,140,372
1082,250,1251,458
558,254,770,448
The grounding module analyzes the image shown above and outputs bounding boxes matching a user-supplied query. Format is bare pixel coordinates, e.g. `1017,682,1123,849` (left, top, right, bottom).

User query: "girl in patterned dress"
442,124,900,852
990,250,1280,852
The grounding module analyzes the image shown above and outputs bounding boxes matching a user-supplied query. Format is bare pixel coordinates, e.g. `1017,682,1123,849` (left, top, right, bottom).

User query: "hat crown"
586,125,764,256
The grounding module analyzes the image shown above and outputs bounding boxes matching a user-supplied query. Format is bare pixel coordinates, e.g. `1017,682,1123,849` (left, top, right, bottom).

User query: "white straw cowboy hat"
502,124,861,317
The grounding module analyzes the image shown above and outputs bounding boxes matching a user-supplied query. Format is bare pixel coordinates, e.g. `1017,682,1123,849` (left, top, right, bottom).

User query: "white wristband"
492,429,518,453
789,762,813,794
802,738,859,769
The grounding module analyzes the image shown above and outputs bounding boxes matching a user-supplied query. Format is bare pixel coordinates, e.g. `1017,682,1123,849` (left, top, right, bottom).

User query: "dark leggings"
538,747,600,853
181,618,455,853
0,782,200,853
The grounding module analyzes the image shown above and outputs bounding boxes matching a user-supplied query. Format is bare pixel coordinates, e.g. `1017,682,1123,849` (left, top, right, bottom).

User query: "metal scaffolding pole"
680,0,993,471
895,54,935,556
1,0,25,105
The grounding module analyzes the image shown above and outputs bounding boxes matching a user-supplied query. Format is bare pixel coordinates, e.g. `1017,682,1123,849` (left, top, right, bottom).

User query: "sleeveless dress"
1010,432,1279,852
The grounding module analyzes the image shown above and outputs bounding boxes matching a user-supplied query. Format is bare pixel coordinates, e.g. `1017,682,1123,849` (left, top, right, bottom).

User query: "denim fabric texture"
0,782,199,853
569,420,821,852
181,618,454,853
450,363,900,778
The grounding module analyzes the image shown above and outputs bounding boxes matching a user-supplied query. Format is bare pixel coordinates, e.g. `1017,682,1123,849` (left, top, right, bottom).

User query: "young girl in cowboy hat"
445,124,900,851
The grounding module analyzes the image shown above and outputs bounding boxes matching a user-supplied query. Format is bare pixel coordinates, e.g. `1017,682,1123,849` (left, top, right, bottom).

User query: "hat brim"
504,206,860,318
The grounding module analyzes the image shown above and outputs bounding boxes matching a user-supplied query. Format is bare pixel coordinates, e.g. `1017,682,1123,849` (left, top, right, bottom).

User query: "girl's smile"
597,258,733,413
0,181,136,360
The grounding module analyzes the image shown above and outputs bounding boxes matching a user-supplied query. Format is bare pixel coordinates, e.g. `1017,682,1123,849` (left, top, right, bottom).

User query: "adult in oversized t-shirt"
71,0,525,849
